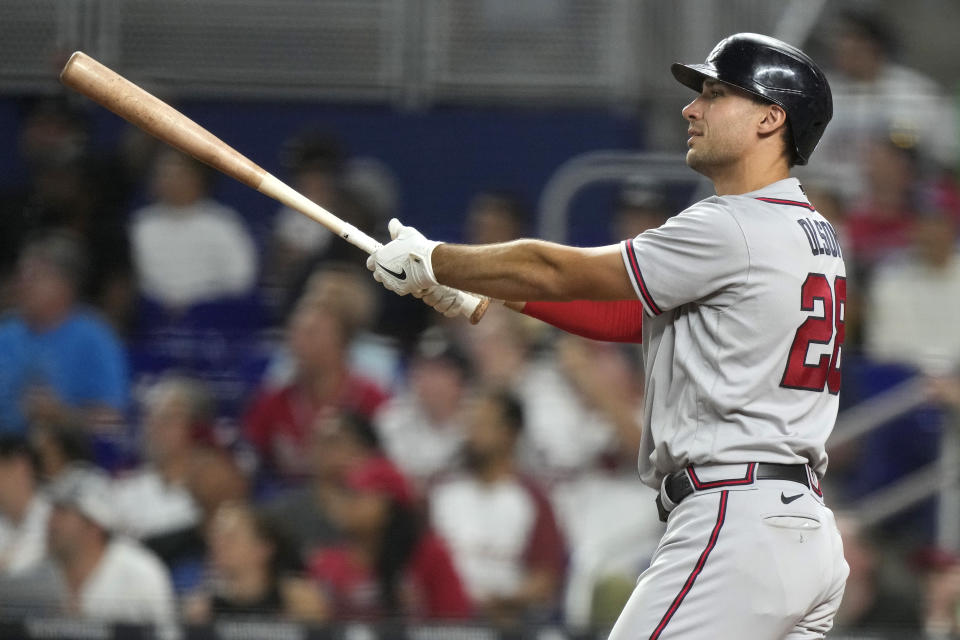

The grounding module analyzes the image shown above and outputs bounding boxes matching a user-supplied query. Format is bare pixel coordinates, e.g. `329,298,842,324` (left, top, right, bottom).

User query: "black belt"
655,463,810,522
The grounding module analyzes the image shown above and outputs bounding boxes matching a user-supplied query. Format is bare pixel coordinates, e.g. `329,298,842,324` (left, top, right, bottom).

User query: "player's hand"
414,284,468,318
366,218,440,296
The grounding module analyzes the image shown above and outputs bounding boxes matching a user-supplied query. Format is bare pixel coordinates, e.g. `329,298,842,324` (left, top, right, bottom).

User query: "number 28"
781,273,846,395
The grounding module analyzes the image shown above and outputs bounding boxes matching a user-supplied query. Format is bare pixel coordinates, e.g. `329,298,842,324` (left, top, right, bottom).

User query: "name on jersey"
797,218,843,258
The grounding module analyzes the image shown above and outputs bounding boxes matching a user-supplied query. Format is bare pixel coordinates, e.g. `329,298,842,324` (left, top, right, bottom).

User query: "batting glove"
414,284,467,318
366,218,441,296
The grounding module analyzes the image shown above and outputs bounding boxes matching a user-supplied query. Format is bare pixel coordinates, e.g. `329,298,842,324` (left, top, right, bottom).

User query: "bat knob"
469,296,490,324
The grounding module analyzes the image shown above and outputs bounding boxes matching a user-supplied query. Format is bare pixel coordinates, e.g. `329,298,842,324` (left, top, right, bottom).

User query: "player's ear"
757,103,788,136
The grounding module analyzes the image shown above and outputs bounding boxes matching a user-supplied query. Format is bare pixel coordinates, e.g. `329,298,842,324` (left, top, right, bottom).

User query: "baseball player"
369,33,848,639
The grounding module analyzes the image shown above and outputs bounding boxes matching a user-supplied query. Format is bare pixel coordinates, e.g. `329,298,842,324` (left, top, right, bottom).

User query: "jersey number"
781,273,846,394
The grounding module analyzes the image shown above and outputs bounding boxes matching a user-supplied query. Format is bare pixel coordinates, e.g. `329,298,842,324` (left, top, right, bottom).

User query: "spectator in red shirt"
844,136,921,272
429,387,566,626
244,295,388,483
309,456,471,621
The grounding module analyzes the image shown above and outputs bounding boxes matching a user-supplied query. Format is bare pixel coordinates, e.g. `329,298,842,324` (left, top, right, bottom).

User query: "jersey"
620,178,846,490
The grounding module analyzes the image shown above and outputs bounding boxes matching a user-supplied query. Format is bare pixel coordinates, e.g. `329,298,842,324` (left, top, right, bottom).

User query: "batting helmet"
671,33,833,165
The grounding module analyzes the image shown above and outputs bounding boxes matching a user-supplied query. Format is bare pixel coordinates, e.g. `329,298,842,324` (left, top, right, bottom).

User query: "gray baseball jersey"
620,178,846,490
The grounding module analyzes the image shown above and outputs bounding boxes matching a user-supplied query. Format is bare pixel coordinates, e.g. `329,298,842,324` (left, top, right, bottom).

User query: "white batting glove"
414,284,467,318
366,218,441,296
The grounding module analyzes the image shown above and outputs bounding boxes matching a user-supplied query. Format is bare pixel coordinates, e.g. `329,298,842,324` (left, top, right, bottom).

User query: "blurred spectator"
260,264,393,391
464,190,530,244
374,327,471,488
263,410,380,556
144,444,250,593
928,375,960,410
264,132,390,328
460,306,641,480
429,388,565,625
0,232,128,434
833,514,920,630
0,99,134,327
30,421,94,483
183,501,327,623
185,446,250,524
264,132,347,309
552,335,644,464
129,148,258,310
301,264,396,389
0,436,50,575
914,547,960,637
813,9,958,201
558,472,662,629
244,294,388,483
865,212,960,372
610,180,671,241
48,466,176,624
309,456,471,620
844,138,922,273
112,376,211,541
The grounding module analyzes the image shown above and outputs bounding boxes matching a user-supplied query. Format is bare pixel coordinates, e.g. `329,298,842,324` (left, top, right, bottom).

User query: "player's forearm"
432,240,628,302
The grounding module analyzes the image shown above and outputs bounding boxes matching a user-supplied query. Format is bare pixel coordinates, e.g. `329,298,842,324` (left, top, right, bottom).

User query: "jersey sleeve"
521,299,644,343
620,201,749,316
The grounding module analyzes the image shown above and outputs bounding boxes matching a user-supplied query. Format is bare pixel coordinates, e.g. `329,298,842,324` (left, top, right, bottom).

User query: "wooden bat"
59,51,489,324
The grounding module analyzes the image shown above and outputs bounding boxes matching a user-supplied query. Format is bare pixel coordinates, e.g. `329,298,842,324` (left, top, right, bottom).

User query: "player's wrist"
420,241,442,286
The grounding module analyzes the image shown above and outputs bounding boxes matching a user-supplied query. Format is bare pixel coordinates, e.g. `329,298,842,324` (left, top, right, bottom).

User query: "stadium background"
0,1,958,638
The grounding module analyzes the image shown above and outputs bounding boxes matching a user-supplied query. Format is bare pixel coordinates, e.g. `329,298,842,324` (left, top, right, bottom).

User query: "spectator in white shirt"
374,327,471,488
47,466,176,626
429,388,565,625
866,212,960,372
130,148,257,310
113,375,210,540
0,437,50,575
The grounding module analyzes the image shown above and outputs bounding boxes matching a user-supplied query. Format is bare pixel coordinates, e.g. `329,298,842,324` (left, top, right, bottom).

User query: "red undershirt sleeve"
521,299,644,343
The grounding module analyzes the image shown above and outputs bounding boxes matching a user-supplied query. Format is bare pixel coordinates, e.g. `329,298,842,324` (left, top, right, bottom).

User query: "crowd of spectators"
0,7,957,637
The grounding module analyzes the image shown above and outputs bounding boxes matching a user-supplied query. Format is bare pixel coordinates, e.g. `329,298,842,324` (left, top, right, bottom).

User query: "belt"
655,463,811,523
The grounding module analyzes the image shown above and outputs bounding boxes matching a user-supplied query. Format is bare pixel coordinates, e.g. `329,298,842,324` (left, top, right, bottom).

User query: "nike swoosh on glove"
366,218,441,296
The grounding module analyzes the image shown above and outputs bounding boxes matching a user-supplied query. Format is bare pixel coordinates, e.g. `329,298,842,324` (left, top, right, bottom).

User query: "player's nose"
682,97,702,121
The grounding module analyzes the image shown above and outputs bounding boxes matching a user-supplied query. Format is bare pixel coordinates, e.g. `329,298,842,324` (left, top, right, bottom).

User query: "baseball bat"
59,51,489,324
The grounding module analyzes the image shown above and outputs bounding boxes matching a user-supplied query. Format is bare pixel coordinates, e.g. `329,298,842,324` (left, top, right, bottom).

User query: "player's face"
681,80,764,175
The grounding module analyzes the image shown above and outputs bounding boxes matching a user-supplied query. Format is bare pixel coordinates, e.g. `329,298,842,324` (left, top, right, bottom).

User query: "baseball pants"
608,465,848,639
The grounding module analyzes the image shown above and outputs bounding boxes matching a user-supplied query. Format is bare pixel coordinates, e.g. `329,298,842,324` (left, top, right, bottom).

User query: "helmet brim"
671,63,717,93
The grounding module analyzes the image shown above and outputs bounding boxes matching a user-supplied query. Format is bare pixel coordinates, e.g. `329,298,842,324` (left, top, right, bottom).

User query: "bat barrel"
59,51,266,191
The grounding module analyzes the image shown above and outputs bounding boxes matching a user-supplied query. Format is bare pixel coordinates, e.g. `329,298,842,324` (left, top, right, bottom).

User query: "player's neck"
710,154,791,196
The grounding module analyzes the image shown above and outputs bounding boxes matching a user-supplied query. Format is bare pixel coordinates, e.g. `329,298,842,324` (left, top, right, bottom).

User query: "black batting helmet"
671,33,833,165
